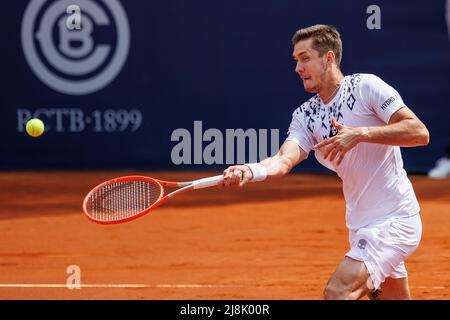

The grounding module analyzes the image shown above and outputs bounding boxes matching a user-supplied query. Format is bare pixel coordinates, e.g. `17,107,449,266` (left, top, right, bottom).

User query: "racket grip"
193,175,224,189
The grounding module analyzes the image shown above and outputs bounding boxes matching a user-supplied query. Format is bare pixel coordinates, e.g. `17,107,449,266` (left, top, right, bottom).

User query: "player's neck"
318,70,344,105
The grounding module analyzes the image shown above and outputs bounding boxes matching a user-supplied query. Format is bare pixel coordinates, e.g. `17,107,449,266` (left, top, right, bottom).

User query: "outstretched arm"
220,140,308,187
313,106,429,165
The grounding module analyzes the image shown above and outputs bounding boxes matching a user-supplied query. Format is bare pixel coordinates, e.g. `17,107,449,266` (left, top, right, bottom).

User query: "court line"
0,284,239,289
156,284,238,288
1,284,445,289
0,284,148,288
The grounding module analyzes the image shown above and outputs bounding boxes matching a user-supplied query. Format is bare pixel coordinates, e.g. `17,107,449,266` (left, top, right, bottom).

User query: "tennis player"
220,25,429,300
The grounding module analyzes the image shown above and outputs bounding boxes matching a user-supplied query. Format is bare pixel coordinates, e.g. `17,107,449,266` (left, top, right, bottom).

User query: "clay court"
0,171,448,299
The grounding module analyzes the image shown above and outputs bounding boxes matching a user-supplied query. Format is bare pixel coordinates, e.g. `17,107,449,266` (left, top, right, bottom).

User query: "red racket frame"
82,175,194,225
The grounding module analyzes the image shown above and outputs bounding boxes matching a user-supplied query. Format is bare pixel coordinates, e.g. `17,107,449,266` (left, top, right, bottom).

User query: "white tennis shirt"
286,74,420,230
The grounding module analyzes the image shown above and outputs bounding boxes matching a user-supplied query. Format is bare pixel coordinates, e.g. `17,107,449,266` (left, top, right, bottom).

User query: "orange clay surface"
0,171,449,299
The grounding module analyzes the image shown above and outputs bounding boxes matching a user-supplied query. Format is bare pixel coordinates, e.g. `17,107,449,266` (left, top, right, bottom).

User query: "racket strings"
86,180,162,222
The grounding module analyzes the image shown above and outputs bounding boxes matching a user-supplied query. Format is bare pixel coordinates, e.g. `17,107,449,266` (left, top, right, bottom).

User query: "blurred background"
1,0,449,173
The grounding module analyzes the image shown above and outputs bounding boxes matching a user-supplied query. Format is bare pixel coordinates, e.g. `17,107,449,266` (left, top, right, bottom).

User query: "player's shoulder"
292,95,320,118
349,73,387,89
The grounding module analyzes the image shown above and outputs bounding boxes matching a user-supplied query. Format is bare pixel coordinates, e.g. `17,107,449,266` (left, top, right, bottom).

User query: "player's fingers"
222,173,230,183
332,118,344,130
231,169,242,187
329,145,342,162
222,165,251,187
337,151,346,165
221,176,230,187
243,167,252,180
238,168,251,187
313,137,334,150
323,143,336,159
224,177,234,187
239,177,249,187
221,178,228,187
222,170,235,187
328,148,337,161
223,166,235,176
225,166,239,180
225,171,234,181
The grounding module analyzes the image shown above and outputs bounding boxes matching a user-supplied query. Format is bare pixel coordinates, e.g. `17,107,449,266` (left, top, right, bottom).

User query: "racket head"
82,176,166,225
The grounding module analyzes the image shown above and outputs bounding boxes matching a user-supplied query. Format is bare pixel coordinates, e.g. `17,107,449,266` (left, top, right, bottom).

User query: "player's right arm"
220,140,308,188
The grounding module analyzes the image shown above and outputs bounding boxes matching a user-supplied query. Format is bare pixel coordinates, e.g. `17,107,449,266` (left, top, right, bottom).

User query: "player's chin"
302,81,316,93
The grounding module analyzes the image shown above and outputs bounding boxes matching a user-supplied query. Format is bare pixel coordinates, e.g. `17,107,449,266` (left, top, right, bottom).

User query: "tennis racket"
82,174,224,224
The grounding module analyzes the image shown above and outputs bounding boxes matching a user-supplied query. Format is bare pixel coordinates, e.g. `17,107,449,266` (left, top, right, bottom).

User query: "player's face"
293,39,328,93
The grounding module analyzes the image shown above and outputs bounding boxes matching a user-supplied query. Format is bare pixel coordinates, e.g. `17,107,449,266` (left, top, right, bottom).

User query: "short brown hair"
292,24,342,68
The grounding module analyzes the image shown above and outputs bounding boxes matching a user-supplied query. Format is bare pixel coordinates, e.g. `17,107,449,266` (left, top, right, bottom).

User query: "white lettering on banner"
16,108,142,133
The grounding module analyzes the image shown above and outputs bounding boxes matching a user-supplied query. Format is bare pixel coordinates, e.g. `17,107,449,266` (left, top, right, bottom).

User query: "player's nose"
295,61,304,74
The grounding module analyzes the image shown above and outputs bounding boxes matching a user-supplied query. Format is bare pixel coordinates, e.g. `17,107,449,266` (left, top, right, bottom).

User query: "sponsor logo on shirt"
380,94,399,110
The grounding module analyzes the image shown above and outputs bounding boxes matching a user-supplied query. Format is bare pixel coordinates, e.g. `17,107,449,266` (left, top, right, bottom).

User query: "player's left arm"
313,106,429,165
359,106,429,146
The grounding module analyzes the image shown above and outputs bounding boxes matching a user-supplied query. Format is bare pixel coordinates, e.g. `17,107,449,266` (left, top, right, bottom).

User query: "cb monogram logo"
21,0,130,95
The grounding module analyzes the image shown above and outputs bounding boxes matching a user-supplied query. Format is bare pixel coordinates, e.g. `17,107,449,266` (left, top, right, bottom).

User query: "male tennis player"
220,25,429,300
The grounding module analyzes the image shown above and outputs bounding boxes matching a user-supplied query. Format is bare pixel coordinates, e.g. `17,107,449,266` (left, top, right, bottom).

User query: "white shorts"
345,213,422,290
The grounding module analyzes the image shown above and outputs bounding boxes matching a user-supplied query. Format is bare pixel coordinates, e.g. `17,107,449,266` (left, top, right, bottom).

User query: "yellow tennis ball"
26,118,45,138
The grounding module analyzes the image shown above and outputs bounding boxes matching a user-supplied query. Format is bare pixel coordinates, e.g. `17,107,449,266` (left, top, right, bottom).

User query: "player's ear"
326,51,335,68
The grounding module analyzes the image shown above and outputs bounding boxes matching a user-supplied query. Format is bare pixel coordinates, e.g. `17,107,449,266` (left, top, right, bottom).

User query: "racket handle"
193,175,224,189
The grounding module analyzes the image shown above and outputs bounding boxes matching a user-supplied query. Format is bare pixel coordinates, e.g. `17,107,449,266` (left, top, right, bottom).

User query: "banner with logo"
2,0,449,171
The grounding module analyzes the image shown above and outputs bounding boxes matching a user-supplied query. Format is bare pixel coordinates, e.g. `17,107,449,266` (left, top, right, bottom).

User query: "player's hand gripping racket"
83,174,223,224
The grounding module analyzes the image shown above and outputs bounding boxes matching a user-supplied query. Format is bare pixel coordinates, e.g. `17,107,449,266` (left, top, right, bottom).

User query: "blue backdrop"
2,0,449,172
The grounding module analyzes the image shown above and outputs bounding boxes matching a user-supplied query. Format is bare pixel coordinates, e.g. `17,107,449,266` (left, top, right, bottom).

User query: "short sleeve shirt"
286,74,420,230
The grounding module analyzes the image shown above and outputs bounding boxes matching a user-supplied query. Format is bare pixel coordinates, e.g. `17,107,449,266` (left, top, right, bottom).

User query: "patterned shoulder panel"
294,95,320,118
339,73,362,113
292,95,320,134
348,73,362,91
